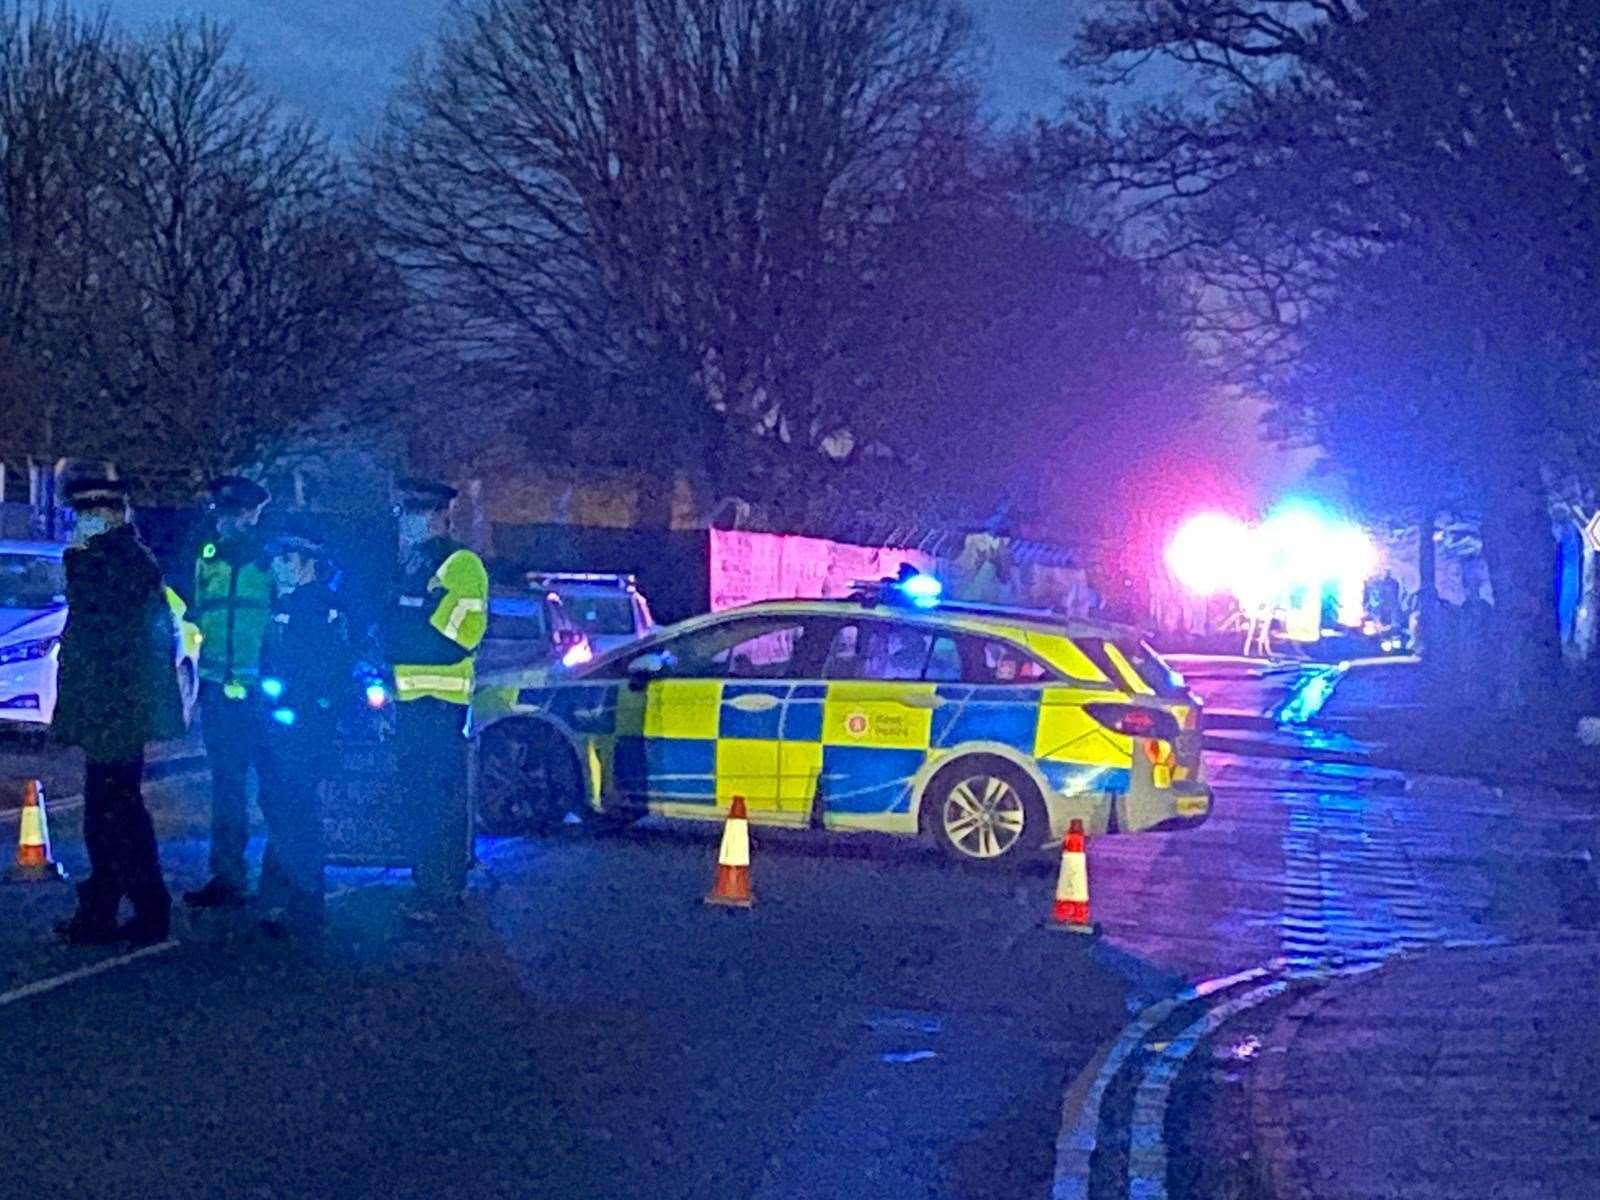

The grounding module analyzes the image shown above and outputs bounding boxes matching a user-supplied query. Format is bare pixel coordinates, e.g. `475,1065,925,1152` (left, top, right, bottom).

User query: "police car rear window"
563,594,635,635
1080,638,1187,697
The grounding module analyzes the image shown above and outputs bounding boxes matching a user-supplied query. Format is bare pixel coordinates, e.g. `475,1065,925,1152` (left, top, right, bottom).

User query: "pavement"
1250,940,1600,1200
0,664,1595,1199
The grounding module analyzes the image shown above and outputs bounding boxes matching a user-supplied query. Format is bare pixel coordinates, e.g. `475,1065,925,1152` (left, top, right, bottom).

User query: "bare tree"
84,19,401,475
0,2,122,461
368,0,979,503
1057,0,1600,706
0,7,403,486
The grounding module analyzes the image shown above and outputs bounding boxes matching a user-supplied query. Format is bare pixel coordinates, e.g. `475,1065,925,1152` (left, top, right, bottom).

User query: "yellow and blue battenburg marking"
513,676,1137,821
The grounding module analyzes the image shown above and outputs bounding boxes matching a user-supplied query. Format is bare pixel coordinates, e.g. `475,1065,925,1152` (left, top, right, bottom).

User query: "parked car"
0,540,201,729
527,573,657,657
480,585,592,674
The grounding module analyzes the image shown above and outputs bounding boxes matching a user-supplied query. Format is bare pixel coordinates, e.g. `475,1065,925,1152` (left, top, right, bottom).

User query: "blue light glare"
364,683,389,710
260,677,285,700
271,706,297,727
898,573,944,608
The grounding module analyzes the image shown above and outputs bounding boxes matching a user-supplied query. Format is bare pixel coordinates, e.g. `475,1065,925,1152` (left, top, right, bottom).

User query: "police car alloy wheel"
476,720,579,836
926,758,1043,864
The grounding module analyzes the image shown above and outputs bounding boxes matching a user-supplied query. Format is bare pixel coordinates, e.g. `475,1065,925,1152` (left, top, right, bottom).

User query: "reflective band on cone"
9,780,66,883
1049,818,1097,935
705,795,753,909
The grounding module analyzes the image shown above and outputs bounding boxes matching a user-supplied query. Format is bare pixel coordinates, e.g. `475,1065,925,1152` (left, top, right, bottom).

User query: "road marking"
1050,966,1270,1200
0,940,177,1008
0,793,83,819
1124,979,1287,1199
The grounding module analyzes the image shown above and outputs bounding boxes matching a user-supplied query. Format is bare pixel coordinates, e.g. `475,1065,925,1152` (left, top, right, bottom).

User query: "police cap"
395,477,458,512
62,477,130,511
265,515,326,559
208,475,270,513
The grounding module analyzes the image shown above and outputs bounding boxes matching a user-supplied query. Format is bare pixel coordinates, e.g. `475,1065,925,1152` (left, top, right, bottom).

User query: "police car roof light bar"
525,571,637,589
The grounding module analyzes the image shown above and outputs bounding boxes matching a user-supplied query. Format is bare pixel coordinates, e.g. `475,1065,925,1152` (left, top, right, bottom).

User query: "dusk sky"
67,0,1087,143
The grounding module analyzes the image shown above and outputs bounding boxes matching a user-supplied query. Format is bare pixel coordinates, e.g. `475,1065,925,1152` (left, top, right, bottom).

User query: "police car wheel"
476,721,578,836
925,758,1043,866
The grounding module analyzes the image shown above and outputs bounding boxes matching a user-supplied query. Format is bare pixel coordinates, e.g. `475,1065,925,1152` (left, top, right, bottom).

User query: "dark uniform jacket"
54,524,187,761
383,537,471,669
259,581,353,774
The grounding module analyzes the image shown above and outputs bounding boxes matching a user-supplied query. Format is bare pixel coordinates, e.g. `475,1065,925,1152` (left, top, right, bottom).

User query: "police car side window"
969,639,1051,684
665,618,807,679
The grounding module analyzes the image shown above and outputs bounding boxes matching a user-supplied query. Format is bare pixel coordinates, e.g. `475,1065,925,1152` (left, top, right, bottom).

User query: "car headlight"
0,637,59,666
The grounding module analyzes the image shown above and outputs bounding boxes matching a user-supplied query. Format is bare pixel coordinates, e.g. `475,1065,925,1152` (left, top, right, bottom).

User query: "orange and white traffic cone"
9,780,66,883
1049,819,1098,935
705,794,753,908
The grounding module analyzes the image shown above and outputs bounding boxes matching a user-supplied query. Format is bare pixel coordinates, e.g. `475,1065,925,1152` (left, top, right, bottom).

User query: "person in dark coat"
53,479,188,946
254,520,353,938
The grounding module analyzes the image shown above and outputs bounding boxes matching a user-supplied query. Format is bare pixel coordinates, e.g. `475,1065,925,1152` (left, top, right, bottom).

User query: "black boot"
56,881,123,946
183,878,246,908
119,908,171,947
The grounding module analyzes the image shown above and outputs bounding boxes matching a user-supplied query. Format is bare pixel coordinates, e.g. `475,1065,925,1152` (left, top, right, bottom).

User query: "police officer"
382,479,488,918
53,479,187,946
255,520,352,939
185,476,272,909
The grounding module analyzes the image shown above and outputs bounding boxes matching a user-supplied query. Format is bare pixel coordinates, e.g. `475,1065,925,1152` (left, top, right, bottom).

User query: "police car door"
795,619,947,830
614,615,802,818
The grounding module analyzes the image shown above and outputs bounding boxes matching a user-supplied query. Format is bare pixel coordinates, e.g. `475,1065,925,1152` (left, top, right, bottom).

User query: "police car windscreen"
565,595,635,635
0,553,66,609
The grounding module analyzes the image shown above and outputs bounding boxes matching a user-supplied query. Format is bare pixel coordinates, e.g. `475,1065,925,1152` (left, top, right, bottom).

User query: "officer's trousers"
256,721,330,927
200,681,259,890
395,698,470,903
79,755,169,923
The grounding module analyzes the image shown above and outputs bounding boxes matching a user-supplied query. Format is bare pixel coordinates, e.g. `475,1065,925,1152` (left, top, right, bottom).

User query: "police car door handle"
727,693,781,713
897,693,946,709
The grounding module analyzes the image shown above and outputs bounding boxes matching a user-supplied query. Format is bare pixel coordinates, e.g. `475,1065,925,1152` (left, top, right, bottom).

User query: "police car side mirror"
627,651,667,689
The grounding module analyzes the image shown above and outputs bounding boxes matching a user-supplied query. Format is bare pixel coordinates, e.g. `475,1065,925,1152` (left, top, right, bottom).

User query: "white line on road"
0,940,177,1009
1124,979,1288,1199
1050,965,1271,1200
0,793,83,819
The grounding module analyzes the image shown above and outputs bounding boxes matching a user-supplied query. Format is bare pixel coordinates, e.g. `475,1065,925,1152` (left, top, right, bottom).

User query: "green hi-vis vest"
386,540,489,706
194,538,272,688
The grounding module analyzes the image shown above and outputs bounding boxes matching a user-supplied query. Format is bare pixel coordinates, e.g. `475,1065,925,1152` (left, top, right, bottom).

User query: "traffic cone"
1049,819,1098,935
705,794,753,908
9,780,66,883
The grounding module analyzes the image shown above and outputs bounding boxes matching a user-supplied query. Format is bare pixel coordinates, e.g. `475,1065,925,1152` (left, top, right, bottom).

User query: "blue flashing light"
271,706,297,727
260,677,286,701
897,572,944,609
364,682,389,710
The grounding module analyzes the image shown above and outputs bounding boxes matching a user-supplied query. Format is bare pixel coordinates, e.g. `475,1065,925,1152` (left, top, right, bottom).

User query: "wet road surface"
0,696,1593,1200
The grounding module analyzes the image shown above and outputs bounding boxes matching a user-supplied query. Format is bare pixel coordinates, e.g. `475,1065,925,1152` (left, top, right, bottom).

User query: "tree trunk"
1576,533,1599,663
1416,508,1438,661
1480,472,1563,712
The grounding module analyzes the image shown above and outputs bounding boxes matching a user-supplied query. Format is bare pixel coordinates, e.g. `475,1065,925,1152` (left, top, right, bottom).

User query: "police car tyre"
923,756,1046,867
476,720,579,836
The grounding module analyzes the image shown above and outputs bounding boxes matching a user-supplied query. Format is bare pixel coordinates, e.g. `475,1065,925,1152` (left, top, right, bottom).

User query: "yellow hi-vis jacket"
384,538,489,705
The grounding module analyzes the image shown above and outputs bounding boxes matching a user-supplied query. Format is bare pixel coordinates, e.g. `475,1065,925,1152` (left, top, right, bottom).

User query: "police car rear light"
1085,703,1180,742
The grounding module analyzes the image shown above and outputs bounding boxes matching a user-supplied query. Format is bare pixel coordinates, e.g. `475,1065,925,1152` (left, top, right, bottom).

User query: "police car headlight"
0,637,60,666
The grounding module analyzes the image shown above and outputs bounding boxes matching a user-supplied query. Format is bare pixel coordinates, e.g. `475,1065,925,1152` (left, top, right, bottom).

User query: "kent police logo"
845,711,869,738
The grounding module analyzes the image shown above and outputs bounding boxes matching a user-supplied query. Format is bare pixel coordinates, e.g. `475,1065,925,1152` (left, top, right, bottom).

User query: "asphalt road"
0,672,1594,1200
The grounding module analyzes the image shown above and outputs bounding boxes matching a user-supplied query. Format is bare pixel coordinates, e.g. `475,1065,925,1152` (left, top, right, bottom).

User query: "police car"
0,540,202,728
526,572,657,657
472,572,1212,859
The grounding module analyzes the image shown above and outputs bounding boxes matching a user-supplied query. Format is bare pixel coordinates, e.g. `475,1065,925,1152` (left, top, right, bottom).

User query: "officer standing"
185,476,272,910
255,521,352,939
53,479,187,946
382,479,488,918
